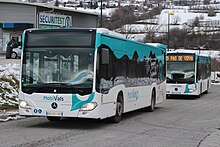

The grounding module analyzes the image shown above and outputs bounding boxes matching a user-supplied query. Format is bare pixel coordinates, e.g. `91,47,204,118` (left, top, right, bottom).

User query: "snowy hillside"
0,64,20,109
118,5,220,42
159,7,220,25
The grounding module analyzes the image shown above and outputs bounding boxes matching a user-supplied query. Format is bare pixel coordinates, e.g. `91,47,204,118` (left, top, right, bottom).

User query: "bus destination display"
166,55,194,62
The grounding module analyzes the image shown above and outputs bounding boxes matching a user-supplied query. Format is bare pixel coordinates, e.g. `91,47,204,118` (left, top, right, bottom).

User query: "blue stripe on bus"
95,33,166,64
184,84,190,93
22,31,26,52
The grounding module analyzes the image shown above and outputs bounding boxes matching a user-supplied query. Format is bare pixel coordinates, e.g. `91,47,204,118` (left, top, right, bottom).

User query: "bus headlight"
189,89,194,92
189,87,196,93
80,102,97,111
19,101,31,109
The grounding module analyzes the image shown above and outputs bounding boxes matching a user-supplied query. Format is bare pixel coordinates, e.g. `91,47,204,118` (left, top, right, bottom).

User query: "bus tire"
204,90,208,94
197,84,203,98
109,94,123,123
146,89,156,112
47,116,61,121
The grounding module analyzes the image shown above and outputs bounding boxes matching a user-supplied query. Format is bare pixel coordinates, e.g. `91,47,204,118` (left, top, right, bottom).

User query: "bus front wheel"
146,90,156,112
109,94,123,123
47,116,61,121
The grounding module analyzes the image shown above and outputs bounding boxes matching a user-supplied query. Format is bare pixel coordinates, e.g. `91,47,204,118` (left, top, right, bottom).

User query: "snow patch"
0,64,20,106
0,115,25,122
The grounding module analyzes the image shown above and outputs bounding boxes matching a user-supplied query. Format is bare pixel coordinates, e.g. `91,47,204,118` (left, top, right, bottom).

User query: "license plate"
47,112,62,116
172,92,181,94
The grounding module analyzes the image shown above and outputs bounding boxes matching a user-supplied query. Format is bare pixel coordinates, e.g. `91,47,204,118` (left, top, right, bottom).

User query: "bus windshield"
167,62,195,84
21,30,95,95
22,48,94,95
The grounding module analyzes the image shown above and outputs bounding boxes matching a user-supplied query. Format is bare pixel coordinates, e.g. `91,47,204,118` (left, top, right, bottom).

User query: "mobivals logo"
43,95,64,101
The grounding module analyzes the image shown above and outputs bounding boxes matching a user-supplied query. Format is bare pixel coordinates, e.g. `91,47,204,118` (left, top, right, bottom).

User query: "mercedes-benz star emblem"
51,102,58,109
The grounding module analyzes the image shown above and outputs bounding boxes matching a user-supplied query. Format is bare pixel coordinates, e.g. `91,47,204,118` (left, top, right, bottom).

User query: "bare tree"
204,0,211,5
143,20,163,43
103,6,137,30
172,16,181,25
117,24,135,39
54,0,59,7
193,16,200,27
140,6,162,20
212,58,220,71
208,8,216,17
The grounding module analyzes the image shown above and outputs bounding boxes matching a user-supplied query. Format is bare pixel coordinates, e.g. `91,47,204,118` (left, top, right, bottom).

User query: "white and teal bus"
166,51,211,97
19,28,166,122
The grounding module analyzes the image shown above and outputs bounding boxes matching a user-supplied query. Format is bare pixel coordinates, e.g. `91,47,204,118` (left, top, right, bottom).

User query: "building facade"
0,0,98,53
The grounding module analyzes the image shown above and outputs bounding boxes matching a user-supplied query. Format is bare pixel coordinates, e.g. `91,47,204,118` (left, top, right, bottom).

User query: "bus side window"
115,56,126,77
197,62,202,81
96,47,113,93
127,58,136,78
99,48,110,79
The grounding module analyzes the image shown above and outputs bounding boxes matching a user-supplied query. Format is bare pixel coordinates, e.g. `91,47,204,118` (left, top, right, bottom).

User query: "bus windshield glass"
21,30,95,95
167,61,195,84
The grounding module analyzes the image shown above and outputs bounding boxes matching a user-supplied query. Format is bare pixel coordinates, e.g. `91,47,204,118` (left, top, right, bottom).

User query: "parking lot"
0,55,21,65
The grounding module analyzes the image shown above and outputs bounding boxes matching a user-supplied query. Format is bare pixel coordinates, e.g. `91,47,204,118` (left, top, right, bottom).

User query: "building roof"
0,0,99,16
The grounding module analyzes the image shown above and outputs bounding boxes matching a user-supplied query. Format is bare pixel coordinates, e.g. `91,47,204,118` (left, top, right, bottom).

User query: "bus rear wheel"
146,90,156,112
47,116,61,121
109,94,123,123
197,85,202,98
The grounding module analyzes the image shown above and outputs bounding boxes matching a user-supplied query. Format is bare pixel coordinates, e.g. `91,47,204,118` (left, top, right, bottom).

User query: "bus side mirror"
101,48,109,64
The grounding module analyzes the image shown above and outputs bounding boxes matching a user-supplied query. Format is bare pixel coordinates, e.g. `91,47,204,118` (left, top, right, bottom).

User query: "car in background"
211,71,220,83
11,46,21,59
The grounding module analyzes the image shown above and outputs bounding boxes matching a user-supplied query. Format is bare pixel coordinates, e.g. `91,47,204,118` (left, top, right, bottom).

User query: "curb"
199,130,220,147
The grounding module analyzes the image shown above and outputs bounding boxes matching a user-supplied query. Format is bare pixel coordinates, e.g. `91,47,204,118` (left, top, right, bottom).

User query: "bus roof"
96,29,166,51
146,43,167,50
24,28,166,52
167,49,211,58
96,28,126,39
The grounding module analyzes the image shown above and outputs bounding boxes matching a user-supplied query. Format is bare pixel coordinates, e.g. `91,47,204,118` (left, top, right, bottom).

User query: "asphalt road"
1,85,220,147
0,55,21,65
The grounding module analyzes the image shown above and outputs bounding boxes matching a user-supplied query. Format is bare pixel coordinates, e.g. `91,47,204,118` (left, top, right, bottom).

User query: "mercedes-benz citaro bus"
19,28,166,123
166,50,211,98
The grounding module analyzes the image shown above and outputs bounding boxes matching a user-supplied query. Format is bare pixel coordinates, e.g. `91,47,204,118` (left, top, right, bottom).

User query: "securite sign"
38,12,72,28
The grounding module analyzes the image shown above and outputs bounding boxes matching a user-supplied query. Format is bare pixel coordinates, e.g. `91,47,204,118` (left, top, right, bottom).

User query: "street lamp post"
100,0,103,27
199,30,205,54
167,11,174,51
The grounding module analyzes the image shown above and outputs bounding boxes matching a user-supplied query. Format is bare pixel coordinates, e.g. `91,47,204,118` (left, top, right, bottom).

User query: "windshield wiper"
23,83,85,93
167,77,175,83
23,83,73,87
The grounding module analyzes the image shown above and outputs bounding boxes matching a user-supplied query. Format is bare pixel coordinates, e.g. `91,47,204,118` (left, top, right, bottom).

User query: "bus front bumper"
19,101,115,119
